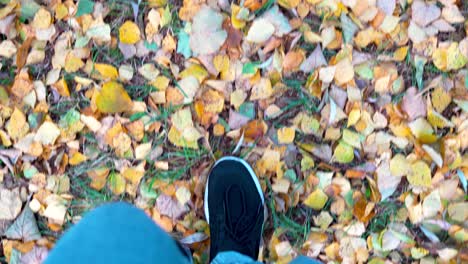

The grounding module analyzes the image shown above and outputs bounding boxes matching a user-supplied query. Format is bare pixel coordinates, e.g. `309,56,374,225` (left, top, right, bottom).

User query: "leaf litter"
0,0,467,263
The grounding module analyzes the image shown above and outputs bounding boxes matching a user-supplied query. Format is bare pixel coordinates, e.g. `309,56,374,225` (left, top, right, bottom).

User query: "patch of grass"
67,175,116,224
91,45,125,66
364,200,401,237
146,146,210,183
48,94,90,120
126,84,157,100
0,60,15,85
265,180,314,247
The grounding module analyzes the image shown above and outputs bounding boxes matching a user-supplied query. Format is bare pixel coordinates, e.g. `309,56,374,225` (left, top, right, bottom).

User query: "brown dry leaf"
401,87,426,121
156,194,188,220
282,50,304,73
334,58,354,85
11,69,33,99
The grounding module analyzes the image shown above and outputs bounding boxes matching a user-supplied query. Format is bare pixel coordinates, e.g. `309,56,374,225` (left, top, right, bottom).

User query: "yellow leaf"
379,15,399,34
69,152,87,165
175,186,191,205
231,4,246,29
96,81,133,113
178,64,208,83
213,54,230,80
393,46,409,61
52,78,70,97
150,76,170,91
390,154,411,177
202,89,225,113
427,109,454,128
304,31,323,43
119,21,141,44
446,42,467,71
431,87,451,113
168,126,199,149
256,148,280,176
333,141,354,163
213,123,225,136
347,108,361,127
408,118,437,143
411,247,429,259
407,161,431,187
342,129,363,149
278,127,295,144
87,168,110,190
230,89,247,109
108,172,126,195
32,8,52,29
123,167,145,185
250,78,273,100
172,107,194,132
55,3,68,20
304,188,328,210
95,63,118,80
64,54,84,73
432,47,448,71
35,121,60,145
6,108,29,141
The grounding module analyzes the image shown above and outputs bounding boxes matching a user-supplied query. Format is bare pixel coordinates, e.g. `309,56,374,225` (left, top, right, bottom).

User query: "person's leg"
205,156,264,262
45,202,191,264
205,156,323,264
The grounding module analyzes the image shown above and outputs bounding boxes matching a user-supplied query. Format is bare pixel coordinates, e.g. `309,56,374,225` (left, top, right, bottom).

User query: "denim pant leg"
45,202,191,264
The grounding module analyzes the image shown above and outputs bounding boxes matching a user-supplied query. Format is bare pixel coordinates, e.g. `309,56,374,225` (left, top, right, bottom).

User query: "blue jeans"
45,203,320,264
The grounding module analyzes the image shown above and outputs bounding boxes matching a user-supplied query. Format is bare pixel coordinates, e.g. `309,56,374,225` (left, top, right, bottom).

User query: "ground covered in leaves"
0,0,467,263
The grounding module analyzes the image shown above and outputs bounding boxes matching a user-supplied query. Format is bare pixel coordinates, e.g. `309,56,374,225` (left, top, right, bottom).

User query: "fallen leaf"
43,195,68,225
261,5,292,37
377,160,402,201
407,161,432,187
277,127,295,144
304,188,328,210
246,18,275,43
401,87,426,121
119,21,141,44
334,58,354,85
422,190,441,219
422,144,443,168
412,1,440,27
0,188,22,221
20,246,48,264
300,44,327,72
96,81,133,113
441,4,465,24
250,78,273,100
156,194,188,220
4,206,41,242
190,6,227,55
341,13,358,44
34,121,60,145
108,172,126,195
76,0,94,17
333,141,354,164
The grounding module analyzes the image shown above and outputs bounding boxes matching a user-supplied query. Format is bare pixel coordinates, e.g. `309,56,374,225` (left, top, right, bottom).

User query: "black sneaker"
204,156,265,262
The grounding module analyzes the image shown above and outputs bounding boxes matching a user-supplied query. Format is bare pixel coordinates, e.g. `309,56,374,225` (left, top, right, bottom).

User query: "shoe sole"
204,156,264,224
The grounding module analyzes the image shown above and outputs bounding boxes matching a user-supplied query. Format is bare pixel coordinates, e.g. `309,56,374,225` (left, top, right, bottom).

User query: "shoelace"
221,185,263,257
